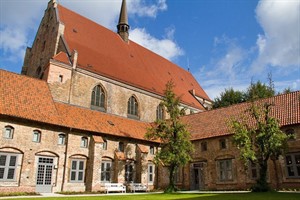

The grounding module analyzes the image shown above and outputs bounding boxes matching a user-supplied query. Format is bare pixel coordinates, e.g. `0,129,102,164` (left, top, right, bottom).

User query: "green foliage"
230,103,289,192
245,80,275,101
213,88,245,108
145,80,194,193
213,74,277,108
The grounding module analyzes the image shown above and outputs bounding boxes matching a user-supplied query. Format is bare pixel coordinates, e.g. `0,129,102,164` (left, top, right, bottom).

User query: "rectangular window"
58,134,65,145
125,163,134,182
218,159,233,181
149,146,155,155
101,161,112,182
81,137,88,148
118,142,124,152
59,75,63,82
3,126,14,139
148,163,154,184
249,162,259,179
286,153,300,178
201,142,207,151
102,140,107,150
33,131,41,143
0,153,18,181
174,167,181,183
70,159,85,182
219,139,227,149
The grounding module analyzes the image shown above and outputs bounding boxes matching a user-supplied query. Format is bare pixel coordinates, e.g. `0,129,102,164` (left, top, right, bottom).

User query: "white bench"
129,183,148,193
104,183,126,193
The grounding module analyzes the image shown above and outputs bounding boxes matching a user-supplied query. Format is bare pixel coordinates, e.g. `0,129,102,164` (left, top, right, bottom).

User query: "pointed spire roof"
118,0,128,25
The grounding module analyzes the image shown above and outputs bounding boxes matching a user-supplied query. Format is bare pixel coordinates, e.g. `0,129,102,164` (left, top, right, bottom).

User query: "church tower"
117,0,130,42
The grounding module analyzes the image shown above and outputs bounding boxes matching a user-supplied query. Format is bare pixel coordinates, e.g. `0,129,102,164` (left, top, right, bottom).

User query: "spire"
117,0,130,42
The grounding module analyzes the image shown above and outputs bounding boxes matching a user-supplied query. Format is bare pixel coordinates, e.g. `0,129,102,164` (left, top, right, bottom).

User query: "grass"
1,192,299,200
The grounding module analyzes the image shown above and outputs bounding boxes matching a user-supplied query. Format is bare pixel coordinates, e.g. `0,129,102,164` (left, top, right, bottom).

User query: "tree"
245,80,275,101
214,74,276,108
230,102,289,191
213,88,245,108
145,81,193,193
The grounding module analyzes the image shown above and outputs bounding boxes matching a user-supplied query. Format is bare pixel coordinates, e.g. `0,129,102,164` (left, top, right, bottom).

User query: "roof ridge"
185,90,300,116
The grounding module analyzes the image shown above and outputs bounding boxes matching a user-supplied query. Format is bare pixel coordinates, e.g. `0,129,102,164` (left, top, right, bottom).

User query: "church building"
0,0,299,194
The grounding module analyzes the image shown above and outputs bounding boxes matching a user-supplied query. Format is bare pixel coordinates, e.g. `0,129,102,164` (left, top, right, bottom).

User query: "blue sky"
0,0,299,99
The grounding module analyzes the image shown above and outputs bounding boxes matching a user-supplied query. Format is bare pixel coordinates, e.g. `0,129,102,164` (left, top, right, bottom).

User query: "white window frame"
149,146,155,155
102,140,107,150
3,126,14,139
32,130,41,143
0,153,18,181
101,160,112,183
58,133,65,145
70,159,85,182
125,162,134,183
148,163,154,184
80,137,88,148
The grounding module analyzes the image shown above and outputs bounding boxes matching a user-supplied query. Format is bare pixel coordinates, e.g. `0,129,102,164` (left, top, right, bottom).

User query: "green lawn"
1,192,300,200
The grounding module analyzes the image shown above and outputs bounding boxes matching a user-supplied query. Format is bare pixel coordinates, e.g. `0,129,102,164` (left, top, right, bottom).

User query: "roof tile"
56,4,210,109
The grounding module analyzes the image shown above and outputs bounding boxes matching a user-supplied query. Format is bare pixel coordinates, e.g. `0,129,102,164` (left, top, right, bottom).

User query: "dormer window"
91,85,106,112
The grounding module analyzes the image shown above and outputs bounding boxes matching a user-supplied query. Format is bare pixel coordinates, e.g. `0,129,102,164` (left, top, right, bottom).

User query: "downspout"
67,50,78,104
61,127,71,191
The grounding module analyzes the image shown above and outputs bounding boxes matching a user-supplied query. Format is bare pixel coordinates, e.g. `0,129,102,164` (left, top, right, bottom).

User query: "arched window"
58,133,66,145
3,126,14,139
33,130,41,143
127,96,138,118
156,104,164,120
91,85,106,112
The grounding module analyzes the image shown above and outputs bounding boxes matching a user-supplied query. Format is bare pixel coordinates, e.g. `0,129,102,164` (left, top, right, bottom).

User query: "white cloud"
128,0,167,18
0,0,174,69
253,0,300,69
130,27,184,61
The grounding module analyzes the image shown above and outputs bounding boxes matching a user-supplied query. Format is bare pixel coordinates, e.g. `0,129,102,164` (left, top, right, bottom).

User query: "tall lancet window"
91,85,106,112
127,96,138,119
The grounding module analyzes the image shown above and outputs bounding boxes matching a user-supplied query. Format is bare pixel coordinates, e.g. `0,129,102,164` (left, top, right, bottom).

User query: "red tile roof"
56,4,210,109
182,91,300,140
1,70,299,143
0,70,62,125
0,69,150,142
55,102,150,141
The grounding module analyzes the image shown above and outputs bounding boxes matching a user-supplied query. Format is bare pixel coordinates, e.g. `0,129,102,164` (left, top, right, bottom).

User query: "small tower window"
59,75,63,82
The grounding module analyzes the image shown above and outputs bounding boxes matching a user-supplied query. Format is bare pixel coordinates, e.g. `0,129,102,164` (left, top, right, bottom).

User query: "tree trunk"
253,160,270,192
165,164,176,193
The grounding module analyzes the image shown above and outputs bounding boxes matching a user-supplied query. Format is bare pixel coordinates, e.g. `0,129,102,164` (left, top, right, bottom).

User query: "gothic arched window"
156,104,165,120
91,85,106,112
127,96,138,119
